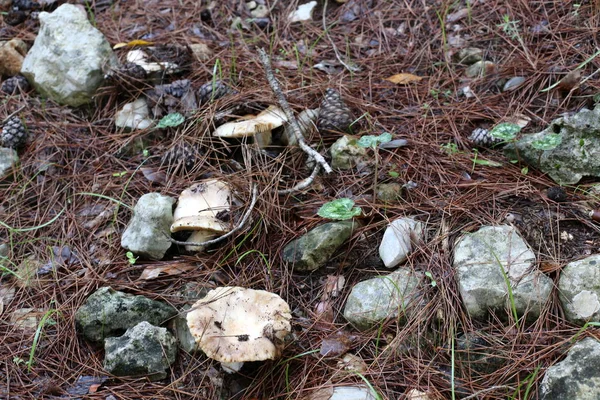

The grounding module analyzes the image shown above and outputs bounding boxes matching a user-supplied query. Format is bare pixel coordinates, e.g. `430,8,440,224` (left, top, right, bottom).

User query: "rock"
455,332,506,376
104,321,177,381
0,39,28,77
20,4,118,107
330,135,368,169
504,104,600,185
343,268,422,330
540,337,600,399
558,254,600,324
75,287,177,343
288,1,317,23
121,193,175,260
464,60,496,78
375,183,403,203
282,221,359,272
189,43,213,62
0,147,19,180
379,217,424,268
307,385,378,400
115,98,154,130
171,305,199,353
406,389,432,400
454,47,483,65
503,76,526,92
453,225,552,320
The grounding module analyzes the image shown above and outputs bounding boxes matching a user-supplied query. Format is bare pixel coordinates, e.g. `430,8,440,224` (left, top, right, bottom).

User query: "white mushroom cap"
213,106,287,139
187,286,292,363
171,179,234,233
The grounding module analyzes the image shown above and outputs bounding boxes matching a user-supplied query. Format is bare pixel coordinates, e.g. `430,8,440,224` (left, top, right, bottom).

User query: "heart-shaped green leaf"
357,132,393,148
156,112,185,129
531,133,562,151
489,123,521,141
317,198,362,220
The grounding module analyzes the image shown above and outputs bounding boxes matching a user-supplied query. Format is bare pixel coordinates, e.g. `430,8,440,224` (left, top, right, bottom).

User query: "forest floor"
2,0,600,399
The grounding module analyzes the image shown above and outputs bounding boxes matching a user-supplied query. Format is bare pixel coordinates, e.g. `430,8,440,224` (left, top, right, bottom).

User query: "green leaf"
531,133,562,151
521,166,529,175
357,132,393,148
489,123,521,141
318,198,362,220
156,112,185,129
388,171,399,178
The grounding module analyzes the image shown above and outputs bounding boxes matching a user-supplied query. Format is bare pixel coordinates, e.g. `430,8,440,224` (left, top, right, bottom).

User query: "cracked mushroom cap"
171,179,234,234
187,286,292,363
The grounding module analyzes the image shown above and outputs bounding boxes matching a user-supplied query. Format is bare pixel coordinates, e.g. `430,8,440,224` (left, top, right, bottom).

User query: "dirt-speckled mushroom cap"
171,179,233,233
186,286,292,363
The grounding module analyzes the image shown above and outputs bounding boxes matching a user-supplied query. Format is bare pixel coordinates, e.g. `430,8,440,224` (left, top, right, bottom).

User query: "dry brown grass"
2,0,600,398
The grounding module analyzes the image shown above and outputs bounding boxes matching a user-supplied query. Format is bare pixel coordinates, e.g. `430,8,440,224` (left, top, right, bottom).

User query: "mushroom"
186,286,292,364
212,105,287,148
171,179,238,252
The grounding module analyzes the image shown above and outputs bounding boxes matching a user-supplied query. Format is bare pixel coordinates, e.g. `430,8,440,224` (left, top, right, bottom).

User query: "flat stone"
104,321,177,381
330,135,368,170
75,287,177,343
540,337,600,399
121,193,175,260
343,268,422,330
559,254,600,324
283,221,359,271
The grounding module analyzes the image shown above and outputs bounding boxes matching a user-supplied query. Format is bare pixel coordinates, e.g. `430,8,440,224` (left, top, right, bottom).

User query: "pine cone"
146,79,197,118
12,0,40,11
107,62,147,89
1,75,30,94
317,88,354,133
161,142,202,172
197,80,236,104
161,79,191,98
1,116,27,149
468,127,503,148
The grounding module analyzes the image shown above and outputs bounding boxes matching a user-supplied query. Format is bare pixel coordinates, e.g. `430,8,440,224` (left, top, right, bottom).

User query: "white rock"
330,386,377,400
115,98,154,130
572,290,600,319
379,218,424,268
289,1,317,22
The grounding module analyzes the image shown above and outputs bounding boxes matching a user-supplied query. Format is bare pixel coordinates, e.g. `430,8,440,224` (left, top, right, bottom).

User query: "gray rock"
330,135,368,170
540,337,600,399
0,147,19,179
171,305,199,353
104,321,177,381
453,225,552,320
379,217,424,268
75,287,177,343
283,221,359,271
343,268,422,330
454,47,483,65
558,255,600,325
504,104,600,185
121,193,175,260
21,4,118,107
455,332,506,376
375,183,403,203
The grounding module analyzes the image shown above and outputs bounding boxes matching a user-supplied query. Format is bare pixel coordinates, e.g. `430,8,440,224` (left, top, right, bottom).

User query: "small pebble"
547,186,568,202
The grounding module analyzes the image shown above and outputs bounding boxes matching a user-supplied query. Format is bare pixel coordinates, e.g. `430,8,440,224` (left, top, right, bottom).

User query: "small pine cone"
1,75,30,94
197,80,236,104
468,127,503,148
1,116,27,149
161,142,202,172
317,88,354,133
116,62,147,81
12,0,40,11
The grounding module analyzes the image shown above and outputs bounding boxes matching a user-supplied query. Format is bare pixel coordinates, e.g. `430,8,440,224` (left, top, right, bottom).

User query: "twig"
257,48,332,174
169,183,258,247
322,0,361,73
2,105,26,124
277,164,320,195
461,385,514,400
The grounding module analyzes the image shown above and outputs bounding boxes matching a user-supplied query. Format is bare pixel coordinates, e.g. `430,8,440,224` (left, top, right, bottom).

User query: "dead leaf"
0,286,15,315
337,353,367,373
313,59,343,75
139,264,195,280
320,331,356,357
323,275,345,299
446,8,469,23
385,73,423,85
10,307,41,330
314,301,334,323
66,376,108,396
141,167,167,184
273,60,298,70
113,40,154,49
558,70,581,91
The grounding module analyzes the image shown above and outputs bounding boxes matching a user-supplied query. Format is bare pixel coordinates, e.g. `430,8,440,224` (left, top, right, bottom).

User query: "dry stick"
257,48,333,174
2,105,26,123
277,164,321,195
169,183,258,247
322,0,361,73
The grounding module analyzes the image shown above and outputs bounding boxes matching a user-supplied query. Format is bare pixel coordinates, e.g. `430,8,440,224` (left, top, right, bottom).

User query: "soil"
2,0,600,399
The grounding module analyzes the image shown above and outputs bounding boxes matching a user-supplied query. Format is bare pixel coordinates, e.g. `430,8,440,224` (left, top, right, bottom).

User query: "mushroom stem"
168,183,258,247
